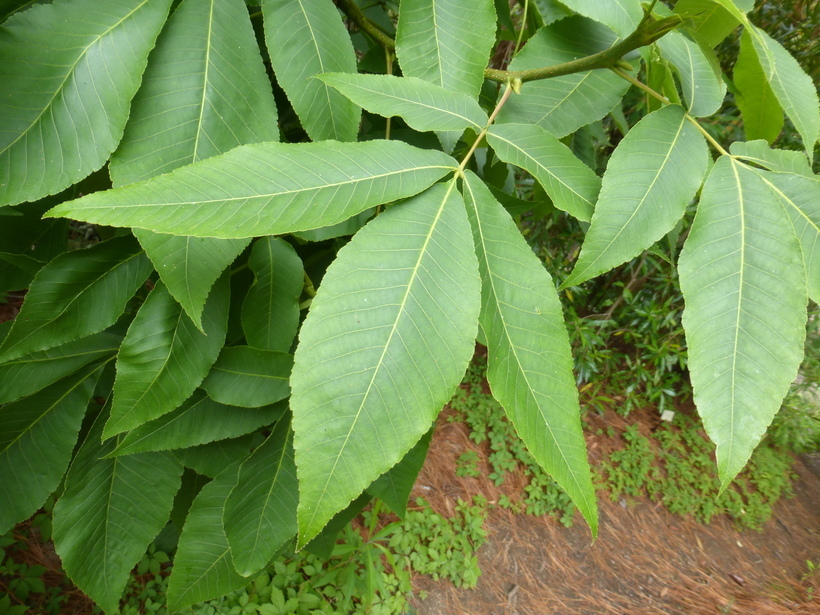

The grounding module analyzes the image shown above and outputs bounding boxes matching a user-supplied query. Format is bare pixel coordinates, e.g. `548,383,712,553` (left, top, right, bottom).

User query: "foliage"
1,0,818,610
600,415,797,531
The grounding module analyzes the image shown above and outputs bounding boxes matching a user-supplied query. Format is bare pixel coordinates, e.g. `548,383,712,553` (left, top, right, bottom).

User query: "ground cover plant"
0,0,819,611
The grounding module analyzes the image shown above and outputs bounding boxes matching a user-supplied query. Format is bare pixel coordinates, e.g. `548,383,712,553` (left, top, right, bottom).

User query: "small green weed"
455,451,481,478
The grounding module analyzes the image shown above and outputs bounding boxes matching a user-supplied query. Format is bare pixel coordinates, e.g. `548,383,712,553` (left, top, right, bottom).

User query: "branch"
336,0,682,85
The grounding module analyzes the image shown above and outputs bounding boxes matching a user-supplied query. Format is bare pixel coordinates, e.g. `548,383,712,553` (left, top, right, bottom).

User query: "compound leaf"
200,346,292,408
318,73,488,134
487,123,600,222
262,0,360,142
562,105,708,289
53,410,183,614
0,0,173,205
462,171,597,535
291,181,480,546
110,391,286,457
224,418,298,577
679,156,807,489
496,16,630,137
241,237,303,352
0,235,153,364
105,275,229,438
47,141,456,238
0,363,102,535
733,30,783,144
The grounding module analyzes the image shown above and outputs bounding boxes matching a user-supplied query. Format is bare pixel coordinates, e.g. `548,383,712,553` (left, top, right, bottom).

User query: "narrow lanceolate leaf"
0,332,119,404
366,428,432,518
487,123,601,222
496,16,630,137
110,0,279,186
200,346,292,408
730,140,813,177
562,105,709,289
748,168,820,304
291,181,480,546
167,464,248,611
0,252,43,295
47,141,456,238
462,172,597,534
53,411,183,615
224,418,298,577
0,235,152,364
133,232,248,331
674,0,740,48
105,275,229,438
679,156,807,489
262,0,359,142
558,0,641,37
395,0,496,99
242,237,303,353
0,0,172,205
110,391,286,457
0,364,102,535
748,25,820,161
733,30,782,144
658,30,725,118
318,74,488,134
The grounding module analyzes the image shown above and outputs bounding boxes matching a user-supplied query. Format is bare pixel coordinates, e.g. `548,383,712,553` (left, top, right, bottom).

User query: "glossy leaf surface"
200,346,292,408
0,235,152,363
291,181,480,546
105,275,229,438
462,172,597,534
48,141,457,238
0,0,172,205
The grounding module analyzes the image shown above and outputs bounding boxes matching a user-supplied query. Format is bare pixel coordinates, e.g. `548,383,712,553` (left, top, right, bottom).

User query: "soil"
409,408,820,615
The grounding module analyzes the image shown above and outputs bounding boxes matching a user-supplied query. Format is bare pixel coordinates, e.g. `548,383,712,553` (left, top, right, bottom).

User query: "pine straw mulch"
408,406,820,615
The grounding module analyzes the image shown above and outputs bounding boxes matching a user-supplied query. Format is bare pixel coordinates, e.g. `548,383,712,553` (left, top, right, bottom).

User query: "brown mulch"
410,409,820,615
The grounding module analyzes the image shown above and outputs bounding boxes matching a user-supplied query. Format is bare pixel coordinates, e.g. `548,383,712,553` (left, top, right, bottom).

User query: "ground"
409,409,820,615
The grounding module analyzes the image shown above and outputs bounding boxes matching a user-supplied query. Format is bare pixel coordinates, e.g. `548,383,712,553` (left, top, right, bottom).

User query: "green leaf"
562,105,709,289
167,464,247,612
293,210,374,243
291,181,480,546
173,436,254,479
679,156,807,489
0,0,173,205
46,140,457,238
242,237,303,352
318,74,488,134
366,428,432,518
395,0,497,99
0,364,102,535
674,0,740,48
486,123,600,222
110,390,286,457
0,235,153,364
558,0,641,37
110,0,279,186
304,492,371,559
745,168,820,303
748,25,820,161
658,30,726,117
496,16,630,137
105,275,230,438
0,332,119,404
52,410,183,614
200,346,292,408
733,30,783,144
730,140,813,177
0,252,43,295
462,171,597,534
224,418,298,577
261,0,360,142
133,232,248,331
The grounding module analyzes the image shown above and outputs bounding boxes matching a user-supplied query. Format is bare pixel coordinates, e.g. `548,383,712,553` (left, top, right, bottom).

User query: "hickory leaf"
200,346,292,408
